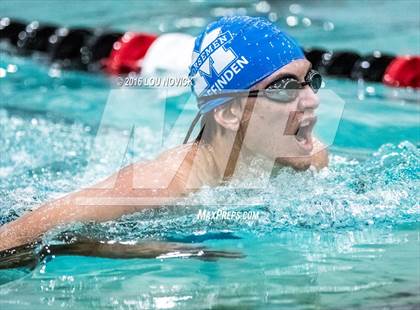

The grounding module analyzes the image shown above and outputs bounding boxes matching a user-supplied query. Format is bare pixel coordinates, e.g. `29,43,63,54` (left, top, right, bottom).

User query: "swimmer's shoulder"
129,143,209,194
153,143,217,189
155,143,194,163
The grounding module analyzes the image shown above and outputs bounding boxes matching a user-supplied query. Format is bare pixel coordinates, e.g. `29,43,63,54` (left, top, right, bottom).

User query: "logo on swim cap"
189,16,305,114
190,28,250,97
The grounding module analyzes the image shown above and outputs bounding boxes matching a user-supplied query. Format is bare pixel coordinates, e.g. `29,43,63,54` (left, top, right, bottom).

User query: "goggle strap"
183,111,202,144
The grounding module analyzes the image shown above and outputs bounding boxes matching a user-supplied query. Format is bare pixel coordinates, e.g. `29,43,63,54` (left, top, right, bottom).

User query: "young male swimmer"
0,16,328,252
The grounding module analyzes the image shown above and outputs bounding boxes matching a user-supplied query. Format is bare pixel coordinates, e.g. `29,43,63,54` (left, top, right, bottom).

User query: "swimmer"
0,16,328,253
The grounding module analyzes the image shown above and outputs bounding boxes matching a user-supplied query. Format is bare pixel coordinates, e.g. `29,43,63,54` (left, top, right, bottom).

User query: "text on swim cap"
190,31,233,77
204,56,249,96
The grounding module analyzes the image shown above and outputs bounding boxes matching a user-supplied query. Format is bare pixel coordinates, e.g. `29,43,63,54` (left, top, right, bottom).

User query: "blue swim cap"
189,16,305,114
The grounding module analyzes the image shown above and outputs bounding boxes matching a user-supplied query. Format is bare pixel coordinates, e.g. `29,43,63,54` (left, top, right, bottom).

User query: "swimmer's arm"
0,237,243,269
311,138,329,169
0,197,141,252
0,161,186,252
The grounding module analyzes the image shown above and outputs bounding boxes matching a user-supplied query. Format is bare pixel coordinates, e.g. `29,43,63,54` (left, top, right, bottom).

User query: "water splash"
0,106,418,242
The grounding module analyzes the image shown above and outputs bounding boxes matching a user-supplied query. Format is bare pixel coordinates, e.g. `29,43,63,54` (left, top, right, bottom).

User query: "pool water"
0,0,419,309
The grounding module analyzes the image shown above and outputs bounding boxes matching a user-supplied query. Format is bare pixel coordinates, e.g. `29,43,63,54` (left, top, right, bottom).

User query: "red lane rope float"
103,32,157,75
383,56,420,88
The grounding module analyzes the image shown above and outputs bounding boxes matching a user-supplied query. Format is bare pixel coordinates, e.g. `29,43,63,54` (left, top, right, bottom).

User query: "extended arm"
0,234,244,270
0,159,186,252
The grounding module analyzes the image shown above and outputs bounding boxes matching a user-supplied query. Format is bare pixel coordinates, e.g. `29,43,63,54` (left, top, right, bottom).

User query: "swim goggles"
184,70,322,144
198,69,323,104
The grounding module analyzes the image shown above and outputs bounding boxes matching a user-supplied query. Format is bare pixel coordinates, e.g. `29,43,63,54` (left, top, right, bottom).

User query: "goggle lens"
265,70,322,102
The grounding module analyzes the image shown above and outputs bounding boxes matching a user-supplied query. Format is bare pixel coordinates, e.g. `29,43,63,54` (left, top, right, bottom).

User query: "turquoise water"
0,0,419,309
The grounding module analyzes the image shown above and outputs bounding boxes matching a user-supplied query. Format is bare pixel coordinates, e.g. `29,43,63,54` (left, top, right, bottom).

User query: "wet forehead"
252,59,311,90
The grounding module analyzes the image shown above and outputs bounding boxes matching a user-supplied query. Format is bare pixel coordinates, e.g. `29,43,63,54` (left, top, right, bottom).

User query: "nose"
297,86,320,111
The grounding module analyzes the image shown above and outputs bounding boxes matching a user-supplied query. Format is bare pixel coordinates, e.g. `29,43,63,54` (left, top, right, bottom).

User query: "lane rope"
0,17,419,89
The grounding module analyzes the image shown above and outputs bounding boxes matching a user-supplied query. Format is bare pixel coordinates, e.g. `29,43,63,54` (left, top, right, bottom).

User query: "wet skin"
0,59,328,252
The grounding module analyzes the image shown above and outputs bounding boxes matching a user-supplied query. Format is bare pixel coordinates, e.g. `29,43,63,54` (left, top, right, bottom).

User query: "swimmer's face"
214,59,320,167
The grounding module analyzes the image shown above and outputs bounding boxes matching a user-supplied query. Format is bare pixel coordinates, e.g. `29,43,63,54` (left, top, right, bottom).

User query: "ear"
213,100,244,131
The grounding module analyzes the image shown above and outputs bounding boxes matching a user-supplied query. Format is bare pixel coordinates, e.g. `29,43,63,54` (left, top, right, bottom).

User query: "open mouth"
285,112,317,153
295,116,316,152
